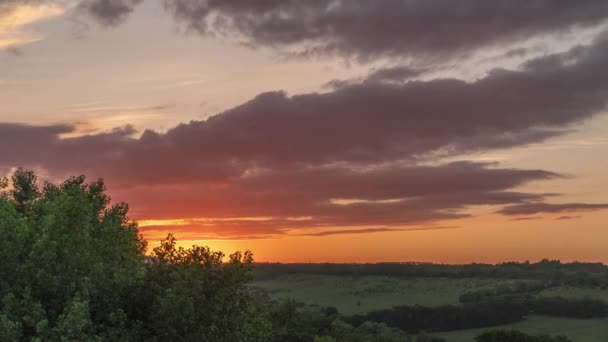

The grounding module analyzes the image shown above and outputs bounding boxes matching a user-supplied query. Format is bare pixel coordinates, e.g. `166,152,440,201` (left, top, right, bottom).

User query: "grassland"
252,274,516,315
253,273,608,341
430,315,608,342
539,285,608,302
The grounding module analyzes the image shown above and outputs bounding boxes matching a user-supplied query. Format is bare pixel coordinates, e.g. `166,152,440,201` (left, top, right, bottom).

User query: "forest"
1,170,605,341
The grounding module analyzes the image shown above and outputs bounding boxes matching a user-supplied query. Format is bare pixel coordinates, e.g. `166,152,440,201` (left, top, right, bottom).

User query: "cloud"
296,228,405,237
366,65,428,83
4,44,22,55
2,33,608,237
0,0,65,49
0,125,561,236
77,0,142,26
138,223,272,241
509,216,543,221
326,65,428,89
296,226,459,237
498,203,608,216
161,0,608,62
70,34,604,182
76,1,608,64
111,161,554,222
556,215,582,220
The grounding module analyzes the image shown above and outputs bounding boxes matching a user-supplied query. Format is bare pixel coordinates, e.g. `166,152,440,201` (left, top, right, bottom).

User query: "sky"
1,0,608,263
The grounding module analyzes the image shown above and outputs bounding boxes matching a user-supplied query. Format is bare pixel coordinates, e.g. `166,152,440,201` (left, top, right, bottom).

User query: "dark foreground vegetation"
475,330,571,342
0,170,604,341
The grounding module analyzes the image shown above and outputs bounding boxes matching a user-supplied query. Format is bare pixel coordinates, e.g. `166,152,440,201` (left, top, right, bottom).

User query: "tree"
0,170,257,341
9,169,39,215
142,234,256,341
475,330,572,342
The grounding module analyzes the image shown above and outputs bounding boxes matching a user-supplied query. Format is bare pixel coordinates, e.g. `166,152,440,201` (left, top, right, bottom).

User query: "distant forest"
254,261,608,286
1,170,604,341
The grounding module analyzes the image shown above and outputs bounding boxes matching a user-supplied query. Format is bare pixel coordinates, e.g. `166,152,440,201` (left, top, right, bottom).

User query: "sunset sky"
2,0,608,263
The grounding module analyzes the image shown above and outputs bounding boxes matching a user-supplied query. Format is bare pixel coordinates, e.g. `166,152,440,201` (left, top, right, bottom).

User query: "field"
253,273,608,341
253,274,518,315
539,285,608,302
430,315,608,342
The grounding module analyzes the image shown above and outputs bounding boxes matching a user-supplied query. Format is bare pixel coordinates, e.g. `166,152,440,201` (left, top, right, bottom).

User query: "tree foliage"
0,169,255,341
475,329,572,342
348,300,527,333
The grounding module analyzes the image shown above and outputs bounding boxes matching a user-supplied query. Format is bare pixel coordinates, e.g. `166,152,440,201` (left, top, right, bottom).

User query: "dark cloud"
366,66,428,83
74,1,608,62
0,123,73,173
103,35,606,178
77,0,142,26
2,35,608,236
326,65,428,89
498,203,608,216
94,161,557,240
509,216,543,221
162,0,608,61
503,47,530,59
4,46,23,56
556,215,582,220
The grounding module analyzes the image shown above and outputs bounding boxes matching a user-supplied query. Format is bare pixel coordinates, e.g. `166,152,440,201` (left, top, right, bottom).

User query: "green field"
430,315,608,342
539,285,608,302
254,274,608,341
252,274,516,315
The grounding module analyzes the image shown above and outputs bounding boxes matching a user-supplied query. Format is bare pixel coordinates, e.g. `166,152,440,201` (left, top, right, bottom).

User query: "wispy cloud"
0,2,65,49
499,203,608,216
509,216,544,221
556,215,582,220
55,102,176,137
295,226,460,237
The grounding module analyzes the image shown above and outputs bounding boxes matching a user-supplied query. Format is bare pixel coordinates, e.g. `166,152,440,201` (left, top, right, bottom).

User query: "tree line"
475,330,571,342
458,281,608,318
347,300,528,333
254,262,608,288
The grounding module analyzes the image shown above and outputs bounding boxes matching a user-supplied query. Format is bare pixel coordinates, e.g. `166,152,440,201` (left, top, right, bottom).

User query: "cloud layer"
499,203,608,216
79,0,608,62
4,3,608,238
3,32,608,238
77,0,142,26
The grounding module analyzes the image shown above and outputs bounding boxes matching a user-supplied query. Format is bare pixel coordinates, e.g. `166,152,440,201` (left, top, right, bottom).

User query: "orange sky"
139,210,608,264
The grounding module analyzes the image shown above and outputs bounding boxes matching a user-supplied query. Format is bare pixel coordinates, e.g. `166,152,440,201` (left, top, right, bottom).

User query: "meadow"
253,272,608,341
539,285,608,302
253,274,517,314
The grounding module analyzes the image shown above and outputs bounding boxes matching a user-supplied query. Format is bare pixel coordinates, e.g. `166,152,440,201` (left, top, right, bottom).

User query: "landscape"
2,1,608,341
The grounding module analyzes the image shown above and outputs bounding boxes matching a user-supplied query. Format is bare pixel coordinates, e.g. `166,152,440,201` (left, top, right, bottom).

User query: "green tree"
143,234,256,341
0,170,258,341
315,336,337,342
475,329,572,342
